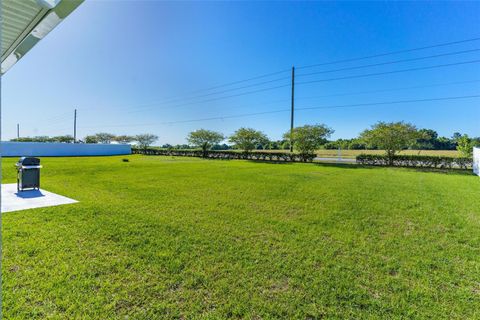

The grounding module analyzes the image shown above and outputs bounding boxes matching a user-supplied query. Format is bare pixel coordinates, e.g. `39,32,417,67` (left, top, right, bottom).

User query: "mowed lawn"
3,155,480,319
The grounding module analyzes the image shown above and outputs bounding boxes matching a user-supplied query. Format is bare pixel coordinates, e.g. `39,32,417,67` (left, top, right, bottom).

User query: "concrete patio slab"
1,183,78,213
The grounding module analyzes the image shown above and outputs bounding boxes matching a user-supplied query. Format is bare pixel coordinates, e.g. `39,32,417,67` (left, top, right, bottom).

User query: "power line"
21,111,71,126
296,59,480,86
143,74,291,106
297,37,480,69
119,44,477,109
78,94,480,129
187,68,291,93
77,68,291,113
127,60,480,114
36,79,480,135
75,37,480,114
126,83,291,114
296,79,480,101
297,94,480,111
137,59,480,113
296,48,480,78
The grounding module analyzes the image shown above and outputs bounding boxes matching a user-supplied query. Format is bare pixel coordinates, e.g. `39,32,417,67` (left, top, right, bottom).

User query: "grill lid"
17,157,40,166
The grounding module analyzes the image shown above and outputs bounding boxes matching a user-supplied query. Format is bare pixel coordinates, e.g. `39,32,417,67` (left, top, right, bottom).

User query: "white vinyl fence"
474,147,480,176
0,142,131,157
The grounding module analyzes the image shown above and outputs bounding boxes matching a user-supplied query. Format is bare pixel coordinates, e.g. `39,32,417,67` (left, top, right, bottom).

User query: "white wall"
474,147,480,176
0,142,131,157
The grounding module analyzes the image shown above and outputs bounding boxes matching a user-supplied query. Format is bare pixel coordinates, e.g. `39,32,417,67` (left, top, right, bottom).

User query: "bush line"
356,154,472,169
132,148,316,162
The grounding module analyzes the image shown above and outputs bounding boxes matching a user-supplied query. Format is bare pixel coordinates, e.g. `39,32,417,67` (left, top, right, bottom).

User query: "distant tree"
136,134,158,151
280,140,291,150
473,137,480,147
266,140,280,150
456,134,475,158
11,136,53,142
283,124,334,156
84,135,99,144
95,133,116,144
360,121,424,165
33,136,52,142
435,136,456,150
51,135,75,143
229,128,268,152
415,129,437,150
187,129,224,157
114,135,135,144
348,138,367,150
255,139,269,150
211,143,231,150
452,132,463,142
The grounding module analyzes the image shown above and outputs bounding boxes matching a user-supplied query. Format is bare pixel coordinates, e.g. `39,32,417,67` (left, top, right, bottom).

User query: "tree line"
183,122,479,163
159,126,479,154
11,122,480,162
324,129,480,151
186,125,334,157
11,133,159,150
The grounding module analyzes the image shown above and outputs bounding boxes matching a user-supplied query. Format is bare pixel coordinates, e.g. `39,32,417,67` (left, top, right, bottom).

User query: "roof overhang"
1,0,84,75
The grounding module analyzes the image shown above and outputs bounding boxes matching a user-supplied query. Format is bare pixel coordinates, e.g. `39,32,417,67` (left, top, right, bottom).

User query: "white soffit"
1,0,83,74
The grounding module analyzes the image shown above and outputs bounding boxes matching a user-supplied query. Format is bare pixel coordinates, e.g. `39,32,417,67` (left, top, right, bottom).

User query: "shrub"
456,134,475,158
356,154,472,169
132,148,316,162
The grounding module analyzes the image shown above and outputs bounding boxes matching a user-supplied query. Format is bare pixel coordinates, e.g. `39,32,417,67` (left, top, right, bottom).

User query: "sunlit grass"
3,155,479,319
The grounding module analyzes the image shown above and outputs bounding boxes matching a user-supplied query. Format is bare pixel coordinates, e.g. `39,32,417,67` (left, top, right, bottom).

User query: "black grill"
15,157,42,191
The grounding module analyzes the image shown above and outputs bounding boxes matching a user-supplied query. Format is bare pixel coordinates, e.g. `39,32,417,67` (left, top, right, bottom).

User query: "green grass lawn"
3,155,480,319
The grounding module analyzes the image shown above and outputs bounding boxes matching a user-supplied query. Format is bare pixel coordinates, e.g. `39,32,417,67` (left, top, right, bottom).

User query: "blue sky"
3,0,479,144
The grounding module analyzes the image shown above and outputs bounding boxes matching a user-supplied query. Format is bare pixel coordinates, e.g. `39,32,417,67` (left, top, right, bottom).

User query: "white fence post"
474,147,480,176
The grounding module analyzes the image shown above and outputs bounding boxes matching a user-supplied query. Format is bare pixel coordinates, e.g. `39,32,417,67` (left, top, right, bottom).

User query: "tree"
51,135,75,143
187,129,224,157
136,134,158,151
452,132,462,142
84,135,99,144
456,134,475,158
11,136,52,142
114,135,135,144
211,143,231,150
436,136,456,150
95,133,116,144
283,124,334,157
228,128,268,152
415,129,437,150
360,121,424,165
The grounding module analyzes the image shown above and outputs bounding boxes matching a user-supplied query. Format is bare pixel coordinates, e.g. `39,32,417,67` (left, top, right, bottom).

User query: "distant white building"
474,147,480,176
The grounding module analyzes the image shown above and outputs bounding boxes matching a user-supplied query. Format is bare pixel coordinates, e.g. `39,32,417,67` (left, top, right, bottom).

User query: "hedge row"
356,154,472,169
132,148,316,162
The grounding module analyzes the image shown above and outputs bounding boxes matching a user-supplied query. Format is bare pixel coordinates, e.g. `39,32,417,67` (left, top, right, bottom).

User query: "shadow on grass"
313,162,474,176
251,159,475,176
400,167,474,176
142,155,476,176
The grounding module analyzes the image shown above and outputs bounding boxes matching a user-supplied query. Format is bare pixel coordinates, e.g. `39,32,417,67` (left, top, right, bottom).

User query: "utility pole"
73,109,77,143
17,123,19,139
290,66,295,152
